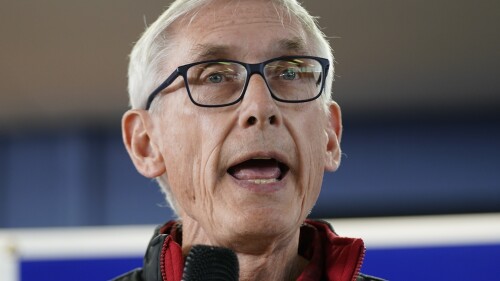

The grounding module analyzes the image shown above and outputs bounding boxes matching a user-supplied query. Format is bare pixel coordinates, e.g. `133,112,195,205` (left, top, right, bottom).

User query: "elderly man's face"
144,0,341,245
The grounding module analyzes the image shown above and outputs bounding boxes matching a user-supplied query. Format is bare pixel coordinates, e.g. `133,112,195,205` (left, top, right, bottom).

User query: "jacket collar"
142,220,365,281
298,220,365,281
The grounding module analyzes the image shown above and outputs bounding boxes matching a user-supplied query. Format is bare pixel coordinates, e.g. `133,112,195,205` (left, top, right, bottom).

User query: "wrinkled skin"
123,1,342,280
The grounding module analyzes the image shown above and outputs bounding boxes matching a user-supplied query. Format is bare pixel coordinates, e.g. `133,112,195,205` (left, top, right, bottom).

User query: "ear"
324,102,343,172
122,109,166,178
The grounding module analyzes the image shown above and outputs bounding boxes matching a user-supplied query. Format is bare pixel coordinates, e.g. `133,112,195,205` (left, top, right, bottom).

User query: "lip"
226,151,291,192
227,151,290,170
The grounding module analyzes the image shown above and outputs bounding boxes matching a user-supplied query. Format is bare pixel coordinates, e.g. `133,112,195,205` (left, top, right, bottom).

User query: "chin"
221,206,302,239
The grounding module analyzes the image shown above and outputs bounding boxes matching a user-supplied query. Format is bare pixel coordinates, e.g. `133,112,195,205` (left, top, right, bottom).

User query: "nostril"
247,116,257,125
245,115,277,126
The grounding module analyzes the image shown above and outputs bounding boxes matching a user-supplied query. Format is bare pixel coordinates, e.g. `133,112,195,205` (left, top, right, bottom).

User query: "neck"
180,216,308,281
236,246,309,281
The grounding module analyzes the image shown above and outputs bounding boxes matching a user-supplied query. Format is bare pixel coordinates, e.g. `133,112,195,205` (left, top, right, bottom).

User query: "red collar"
158,220,365,281
297,220,365,281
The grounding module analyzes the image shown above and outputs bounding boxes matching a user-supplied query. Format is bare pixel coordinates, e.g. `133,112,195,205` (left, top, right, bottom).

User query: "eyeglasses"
145,56,329,109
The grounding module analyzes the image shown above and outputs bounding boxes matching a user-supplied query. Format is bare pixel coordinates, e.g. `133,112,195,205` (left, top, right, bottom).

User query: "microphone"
182,245,239,281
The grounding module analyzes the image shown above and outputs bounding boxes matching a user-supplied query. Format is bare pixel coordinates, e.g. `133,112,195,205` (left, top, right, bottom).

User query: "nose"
237,75,282,129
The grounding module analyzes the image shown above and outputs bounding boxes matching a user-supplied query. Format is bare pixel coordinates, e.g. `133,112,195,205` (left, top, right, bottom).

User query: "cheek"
157,107,232,215
155,108,204,211
294,110,328,169
290,109,327,206
162,126,200,205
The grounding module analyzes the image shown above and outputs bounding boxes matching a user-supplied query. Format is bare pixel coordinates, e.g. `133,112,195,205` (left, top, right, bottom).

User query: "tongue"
230,159,281,180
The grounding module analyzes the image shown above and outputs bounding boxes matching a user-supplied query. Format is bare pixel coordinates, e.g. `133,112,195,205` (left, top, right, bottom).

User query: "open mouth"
227,158,289,184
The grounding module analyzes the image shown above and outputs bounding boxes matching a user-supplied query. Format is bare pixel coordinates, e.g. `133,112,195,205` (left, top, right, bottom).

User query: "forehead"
169,0,311,62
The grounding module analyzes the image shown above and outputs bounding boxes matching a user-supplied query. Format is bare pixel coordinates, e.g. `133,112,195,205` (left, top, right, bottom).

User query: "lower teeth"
247,178,278,184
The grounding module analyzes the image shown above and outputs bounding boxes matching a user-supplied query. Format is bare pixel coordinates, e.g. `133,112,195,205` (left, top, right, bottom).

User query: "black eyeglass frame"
145,55,330,109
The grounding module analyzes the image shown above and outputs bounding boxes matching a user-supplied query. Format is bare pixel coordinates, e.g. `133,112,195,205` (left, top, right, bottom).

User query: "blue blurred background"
0,0,499,228
1,2,499,281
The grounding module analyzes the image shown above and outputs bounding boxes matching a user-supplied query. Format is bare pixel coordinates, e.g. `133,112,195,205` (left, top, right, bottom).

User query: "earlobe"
325,103,343,172
122,110,166,178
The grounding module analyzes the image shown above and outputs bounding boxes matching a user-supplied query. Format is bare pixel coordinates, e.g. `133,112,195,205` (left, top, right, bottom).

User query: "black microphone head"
182,245,239,281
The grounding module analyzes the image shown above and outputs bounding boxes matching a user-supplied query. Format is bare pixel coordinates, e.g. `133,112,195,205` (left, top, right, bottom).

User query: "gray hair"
127,0,335,215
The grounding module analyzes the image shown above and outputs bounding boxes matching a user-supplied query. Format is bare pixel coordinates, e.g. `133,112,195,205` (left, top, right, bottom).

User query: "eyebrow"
190,44,232,61
276,37,309,55
189,37,309,62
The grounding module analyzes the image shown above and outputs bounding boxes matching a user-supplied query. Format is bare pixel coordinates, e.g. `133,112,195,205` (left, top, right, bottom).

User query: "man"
116,0,384,280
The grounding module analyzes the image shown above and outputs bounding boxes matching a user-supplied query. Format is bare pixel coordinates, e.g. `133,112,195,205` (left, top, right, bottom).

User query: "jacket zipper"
160,236,169,281
352,246,366,281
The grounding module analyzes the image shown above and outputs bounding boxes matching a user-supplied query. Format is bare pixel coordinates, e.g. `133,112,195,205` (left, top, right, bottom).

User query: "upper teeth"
253,157,272,160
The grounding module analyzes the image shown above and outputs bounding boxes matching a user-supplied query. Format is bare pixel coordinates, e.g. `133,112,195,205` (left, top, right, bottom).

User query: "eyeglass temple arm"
145,69,181,110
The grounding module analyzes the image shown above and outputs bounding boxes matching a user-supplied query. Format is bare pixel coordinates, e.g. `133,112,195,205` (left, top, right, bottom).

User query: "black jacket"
112,220,386,281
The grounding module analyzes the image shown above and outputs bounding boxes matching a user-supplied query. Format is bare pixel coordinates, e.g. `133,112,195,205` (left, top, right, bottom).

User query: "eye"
280,68,297,80
207,73,224,83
